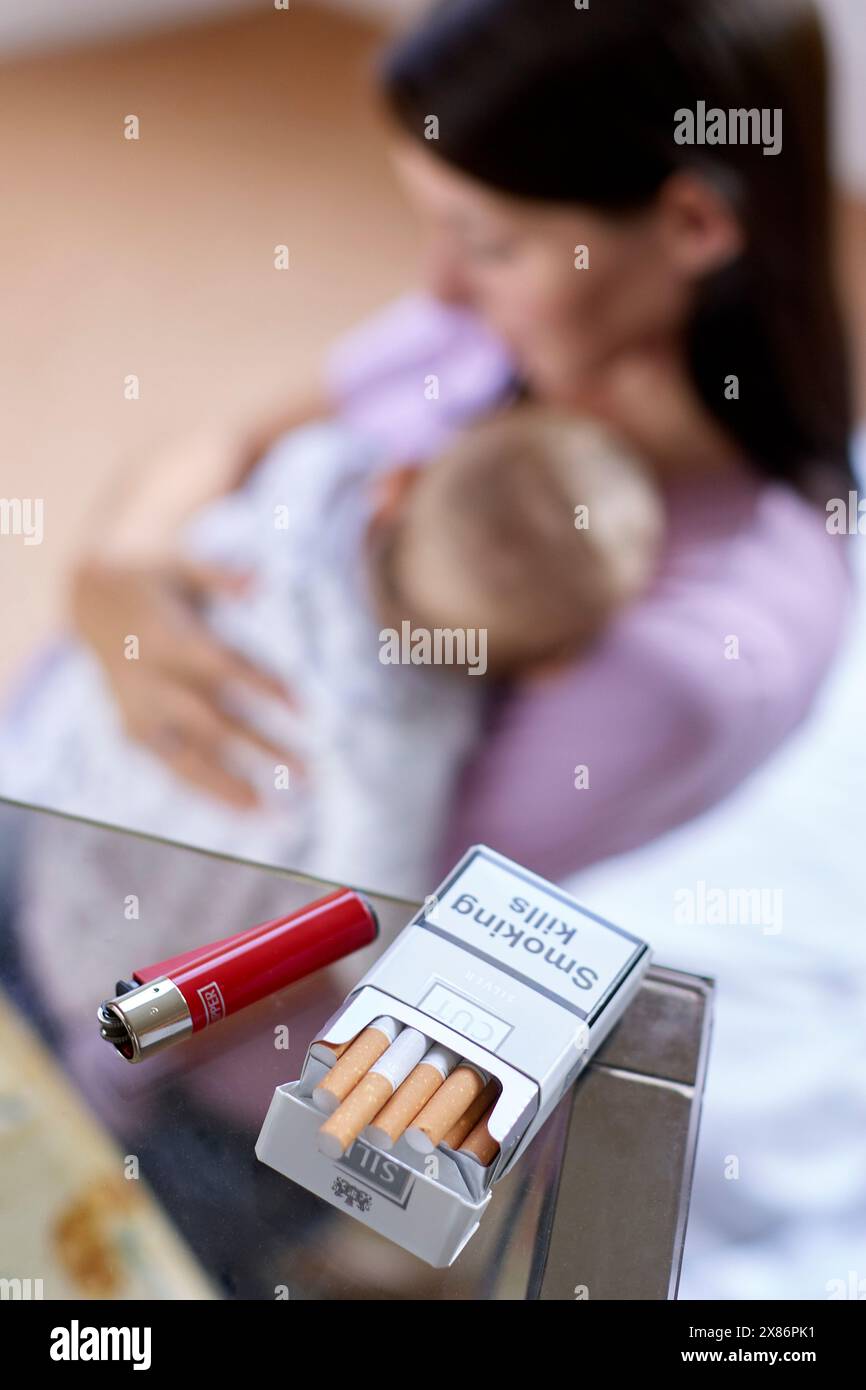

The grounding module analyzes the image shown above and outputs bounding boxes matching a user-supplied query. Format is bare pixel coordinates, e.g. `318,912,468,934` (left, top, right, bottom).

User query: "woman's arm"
68,387,327,804
84,387,330,555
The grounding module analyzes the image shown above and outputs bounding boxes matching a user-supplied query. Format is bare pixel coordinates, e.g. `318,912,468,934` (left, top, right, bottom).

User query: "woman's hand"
66,393,329,806
71,551,303,807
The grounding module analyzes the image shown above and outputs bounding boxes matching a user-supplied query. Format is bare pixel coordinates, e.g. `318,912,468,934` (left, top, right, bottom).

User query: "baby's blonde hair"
379,406,663,676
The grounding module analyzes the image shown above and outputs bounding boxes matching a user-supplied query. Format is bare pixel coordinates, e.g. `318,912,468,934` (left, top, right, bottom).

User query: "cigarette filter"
405,1063,488,1154
312,1016,401,1114
442,1079,500,1150
459,1104,500,1166
97,888,378,1062
256,845,651,1267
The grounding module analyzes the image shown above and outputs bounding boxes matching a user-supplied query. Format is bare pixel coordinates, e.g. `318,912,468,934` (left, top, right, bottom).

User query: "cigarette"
458,1102,500,1166
310,1038,350,1067
317,1028,430,1158
312,1016,401,1114
441,1078,500,1150
364,1044,459,1150
404,1063,488,1154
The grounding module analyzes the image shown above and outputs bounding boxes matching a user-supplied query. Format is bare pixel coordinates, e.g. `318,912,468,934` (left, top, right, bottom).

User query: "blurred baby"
373,406,662,680
0,406,662,906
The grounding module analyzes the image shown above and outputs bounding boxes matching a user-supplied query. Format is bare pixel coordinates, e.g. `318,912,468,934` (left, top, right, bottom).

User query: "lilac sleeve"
438,614,740,881
323,293,516,465
438,523,852,883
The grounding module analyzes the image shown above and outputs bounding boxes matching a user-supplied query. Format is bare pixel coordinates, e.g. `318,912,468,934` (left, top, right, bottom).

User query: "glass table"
0,798,712,1300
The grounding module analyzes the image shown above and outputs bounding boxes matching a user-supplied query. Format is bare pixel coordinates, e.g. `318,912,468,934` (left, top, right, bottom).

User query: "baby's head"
370,406,663,677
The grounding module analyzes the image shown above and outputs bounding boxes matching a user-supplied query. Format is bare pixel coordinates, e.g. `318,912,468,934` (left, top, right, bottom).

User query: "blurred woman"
69,0,855,882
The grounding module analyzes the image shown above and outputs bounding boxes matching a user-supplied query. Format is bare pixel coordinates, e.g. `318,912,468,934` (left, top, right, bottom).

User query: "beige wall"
0,5,419,693
1,2,864,698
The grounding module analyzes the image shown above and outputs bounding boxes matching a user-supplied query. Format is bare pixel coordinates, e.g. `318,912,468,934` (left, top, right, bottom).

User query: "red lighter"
96,888,378,1062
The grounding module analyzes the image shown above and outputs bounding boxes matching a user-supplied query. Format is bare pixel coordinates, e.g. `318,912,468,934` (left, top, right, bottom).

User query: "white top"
0,421,482,1016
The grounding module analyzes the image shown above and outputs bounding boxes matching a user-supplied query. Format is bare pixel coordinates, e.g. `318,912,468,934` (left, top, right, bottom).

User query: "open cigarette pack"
255,845,650,1267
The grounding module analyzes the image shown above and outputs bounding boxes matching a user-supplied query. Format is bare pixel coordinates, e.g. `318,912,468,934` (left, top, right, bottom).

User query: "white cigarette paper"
368,1028,430,1087
317,1028,430,1158
364,1043,460,1150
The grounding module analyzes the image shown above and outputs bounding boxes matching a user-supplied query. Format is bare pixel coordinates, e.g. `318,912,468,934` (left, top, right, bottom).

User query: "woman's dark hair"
382,0,854,497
